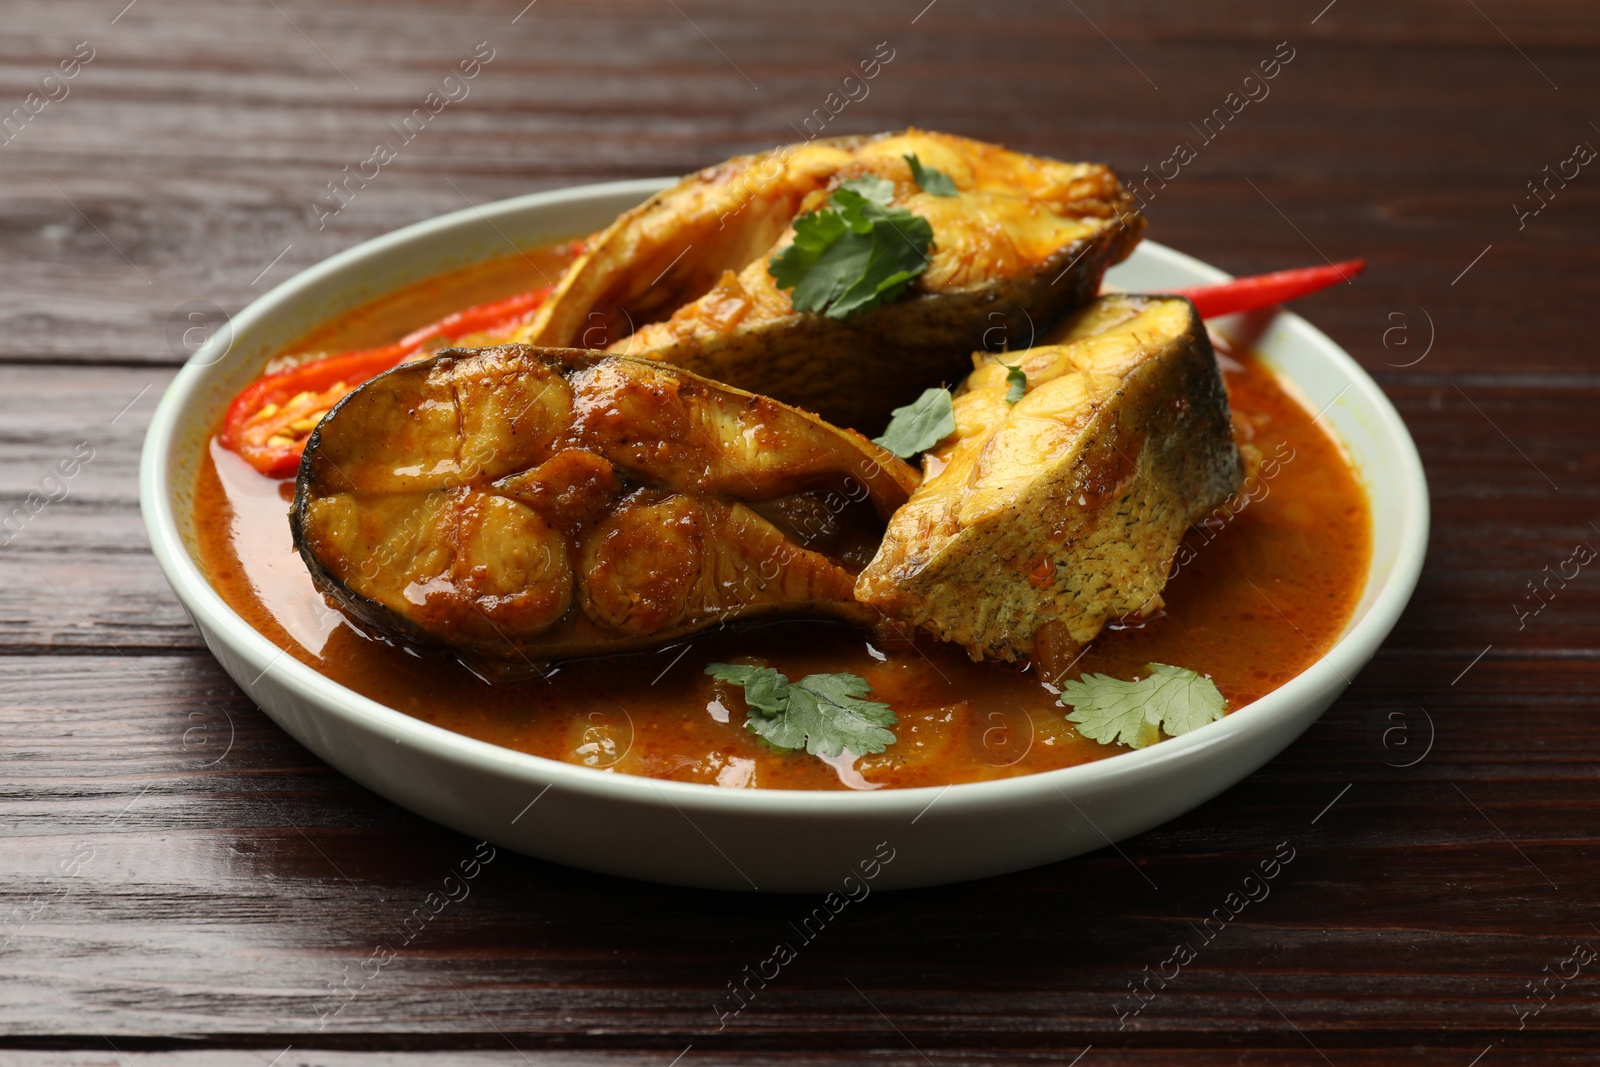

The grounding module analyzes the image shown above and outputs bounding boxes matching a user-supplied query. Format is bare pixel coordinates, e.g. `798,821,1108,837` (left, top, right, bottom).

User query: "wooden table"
5,0,1598,1062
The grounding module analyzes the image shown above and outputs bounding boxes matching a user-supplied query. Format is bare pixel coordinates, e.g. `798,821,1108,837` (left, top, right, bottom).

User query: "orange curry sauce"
194,247,1372,791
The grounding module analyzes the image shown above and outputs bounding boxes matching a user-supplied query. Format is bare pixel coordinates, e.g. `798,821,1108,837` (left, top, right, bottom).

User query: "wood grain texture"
2,0,1599,1062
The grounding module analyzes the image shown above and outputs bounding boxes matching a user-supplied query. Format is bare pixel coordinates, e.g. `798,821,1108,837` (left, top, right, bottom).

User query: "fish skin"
855,296,1242,681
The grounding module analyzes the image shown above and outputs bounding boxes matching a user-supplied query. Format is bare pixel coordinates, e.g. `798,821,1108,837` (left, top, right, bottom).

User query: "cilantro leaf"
1003,362,1027,404
905,153,958,197
707,662,789,715
873,386,955,458
1060,663,1227,749
706,663,898,757
833,174,898,214
767,209,848,295
828,228,927,318
768,179,933,321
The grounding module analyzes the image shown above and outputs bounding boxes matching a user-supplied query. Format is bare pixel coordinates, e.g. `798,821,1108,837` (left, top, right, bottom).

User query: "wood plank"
2,1053,1595,1066
1,0,1597,369
2,654,1597,1049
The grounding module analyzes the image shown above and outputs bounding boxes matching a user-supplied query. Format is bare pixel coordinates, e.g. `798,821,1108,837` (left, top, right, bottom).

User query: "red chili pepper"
395,286,550,350
220,285,551,477
1171,259,1365,319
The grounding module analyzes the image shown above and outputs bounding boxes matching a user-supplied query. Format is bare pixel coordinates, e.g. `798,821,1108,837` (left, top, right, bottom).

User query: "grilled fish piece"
515,129,1143,430
291,345,919,663
855,295,1242,679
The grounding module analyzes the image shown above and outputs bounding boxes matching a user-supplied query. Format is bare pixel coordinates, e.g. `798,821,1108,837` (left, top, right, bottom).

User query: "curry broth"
194,248,1372,791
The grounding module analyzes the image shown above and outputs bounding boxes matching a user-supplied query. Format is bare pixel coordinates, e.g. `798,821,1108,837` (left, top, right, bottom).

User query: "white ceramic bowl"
141,179,1428,892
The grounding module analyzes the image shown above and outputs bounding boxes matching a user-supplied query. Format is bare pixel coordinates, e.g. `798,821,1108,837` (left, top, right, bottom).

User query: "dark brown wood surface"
4,0,1599,1062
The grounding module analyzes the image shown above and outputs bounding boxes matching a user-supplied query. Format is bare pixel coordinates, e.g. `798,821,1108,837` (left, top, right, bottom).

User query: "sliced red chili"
221,284,551,477
220,348,405,478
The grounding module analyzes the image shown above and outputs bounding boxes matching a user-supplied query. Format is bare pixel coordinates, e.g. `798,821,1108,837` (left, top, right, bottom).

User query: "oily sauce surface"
194,249,1372,791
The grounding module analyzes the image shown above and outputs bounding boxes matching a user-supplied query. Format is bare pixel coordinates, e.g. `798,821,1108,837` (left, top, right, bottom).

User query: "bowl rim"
139,177,1430,817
